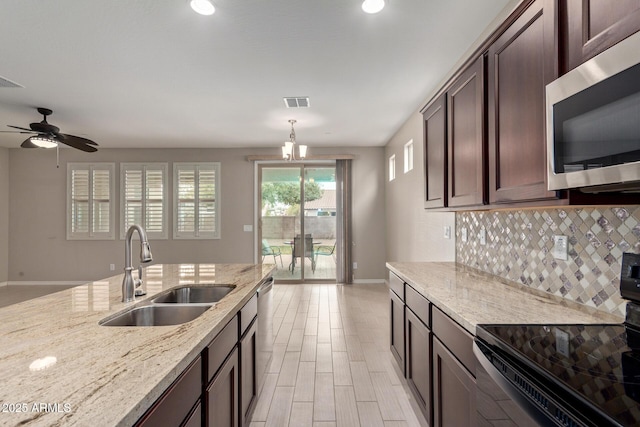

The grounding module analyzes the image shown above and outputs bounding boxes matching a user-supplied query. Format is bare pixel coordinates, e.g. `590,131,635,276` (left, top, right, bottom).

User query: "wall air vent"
283,97,310,108
0,76,23,88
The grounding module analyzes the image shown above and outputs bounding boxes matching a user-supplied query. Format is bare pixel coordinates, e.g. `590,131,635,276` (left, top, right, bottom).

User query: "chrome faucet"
122,225,153,302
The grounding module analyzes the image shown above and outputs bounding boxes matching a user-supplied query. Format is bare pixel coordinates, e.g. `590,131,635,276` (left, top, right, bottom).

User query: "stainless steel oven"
546,31,640,193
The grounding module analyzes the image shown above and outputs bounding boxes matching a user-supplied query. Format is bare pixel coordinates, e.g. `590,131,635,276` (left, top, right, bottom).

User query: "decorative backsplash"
456,206,640,316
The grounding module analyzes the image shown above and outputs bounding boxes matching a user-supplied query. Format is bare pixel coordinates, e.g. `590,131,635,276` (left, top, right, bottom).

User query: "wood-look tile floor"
250,283,428,427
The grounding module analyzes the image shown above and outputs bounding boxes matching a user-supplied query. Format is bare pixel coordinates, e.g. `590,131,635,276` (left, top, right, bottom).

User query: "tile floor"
250,283,428,427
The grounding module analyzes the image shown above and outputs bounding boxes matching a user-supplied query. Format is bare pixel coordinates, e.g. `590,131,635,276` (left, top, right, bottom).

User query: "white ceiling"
0,0,511,150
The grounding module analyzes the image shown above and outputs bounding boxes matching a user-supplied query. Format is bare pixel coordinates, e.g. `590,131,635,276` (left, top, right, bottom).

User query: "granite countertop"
0,263,274,427
386,262,623,335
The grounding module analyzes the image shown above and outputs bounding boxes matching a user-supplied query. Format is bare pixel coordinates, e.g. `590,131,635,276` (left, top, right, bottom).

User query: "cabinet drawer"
207,315,238,383
405,285,430,327
240,294,258,337
135,356,202,427
432,307,475,376
389,272,405,301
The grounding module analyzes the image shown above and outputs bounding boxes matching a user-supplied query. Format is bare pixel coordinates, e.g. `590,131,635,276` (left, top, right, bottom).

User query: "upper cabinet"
423,94,447,209
487,0,558,204
447,56,486,208
561,0,640,72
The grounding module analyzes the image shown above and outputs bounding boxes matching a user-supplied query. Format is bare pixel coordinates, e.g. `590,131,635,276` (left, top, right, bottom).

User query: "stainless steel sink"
99,304,211,327
151,285,235,304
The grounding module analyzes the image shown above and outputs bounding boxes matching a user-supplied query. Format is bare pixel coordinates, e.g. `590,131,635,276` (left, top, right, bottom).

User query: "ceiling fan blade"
20,138,39,148
59,133,98,146
58,134,98,152
0,130,35,134
7,125,37,132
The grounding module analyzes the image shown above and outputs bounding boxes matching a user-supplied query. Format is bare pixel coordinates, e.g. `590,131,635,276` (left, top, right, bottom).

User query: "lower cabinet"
389,289,405,375
240,318,258,427
206,347,239,427
432,337,476,427
405,307,431,422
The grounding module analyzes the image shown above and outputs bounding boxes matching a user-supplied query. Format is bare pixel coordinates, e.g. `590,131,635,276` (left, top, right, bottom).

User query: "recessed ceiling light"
190,0,215,15
362,0,385,14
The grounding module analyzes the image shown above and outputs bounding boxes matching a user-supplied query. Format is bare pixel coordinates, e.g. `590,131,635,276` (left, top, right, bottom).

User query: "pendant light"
281,120,307,161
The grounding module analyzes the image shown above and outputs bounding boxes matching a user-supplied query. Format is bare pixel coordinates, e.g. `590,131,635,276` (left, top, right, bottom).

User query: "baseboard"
5,281,87,286
352,279,386,284
0,281,7,288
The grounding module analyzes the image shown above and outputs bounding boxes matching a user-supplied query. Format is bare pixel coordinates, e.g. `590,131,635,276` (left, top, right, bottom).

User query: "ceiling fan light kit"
29,136,57,149
190,0,215,15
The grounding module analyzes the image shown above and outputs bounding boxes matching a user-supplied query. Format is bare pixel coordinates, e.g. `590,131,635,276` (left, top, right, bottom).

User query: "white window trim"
404,139,414,173
173,162,221,239
67,163,115,240
120,163,169,240
389,154,396,181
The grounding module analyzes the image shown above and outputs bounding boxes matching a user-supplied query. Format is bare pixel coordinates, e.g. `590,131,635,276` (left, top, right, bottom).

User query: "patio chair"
290,235,316,273
314,242,336,262
262,239,283,268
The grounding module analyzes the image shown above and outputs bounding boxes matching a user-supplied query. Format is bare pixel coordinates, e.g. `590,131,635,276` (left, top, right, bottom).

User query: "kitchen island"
0,263,273,427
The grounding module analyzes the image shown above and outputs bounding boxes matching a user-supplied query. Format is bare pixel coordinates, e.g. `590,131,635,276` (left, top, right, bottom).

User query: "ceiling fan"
2,107,98,153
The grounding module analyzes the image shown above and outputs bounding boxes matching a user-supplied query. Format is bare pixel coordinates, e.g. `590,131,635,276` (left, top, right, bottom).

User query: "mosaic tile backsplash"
456,206,640,316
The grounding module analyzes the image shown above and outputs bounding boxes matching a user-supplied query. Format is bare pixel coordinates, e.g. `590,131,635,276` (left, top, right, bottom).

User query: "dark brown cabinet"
488,0,559,204
404,285,431,423
432,337,476,427
206,347,239,427
562,0,640,72
239,294,258,427
390,288,405,375
447,56,486,208
135,357,203,427
423,94,448,208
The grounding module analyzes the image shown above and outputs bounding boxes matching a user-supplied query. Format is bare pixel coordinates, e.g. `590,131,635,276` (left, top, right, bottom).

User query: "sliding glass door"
259,164,337,282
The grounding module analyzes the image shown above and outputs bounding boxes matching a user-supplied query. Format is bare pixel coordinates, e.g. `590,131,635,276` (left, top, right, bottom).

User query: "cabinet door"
562,0,640,72
488,0,559,204
389,289,405,375
433,337,476,427
240,318,258,427
405,308,431,423
447,56,486,208
423,94,447,208
206,348,239,427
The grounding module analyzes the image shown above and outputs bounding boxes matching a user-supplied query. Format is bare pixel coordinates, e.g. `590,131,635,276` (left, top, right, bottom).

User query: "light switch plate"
553,235,568,260
443,226,451,239
243,225,253,232
461,228,468,243
479,228,486,246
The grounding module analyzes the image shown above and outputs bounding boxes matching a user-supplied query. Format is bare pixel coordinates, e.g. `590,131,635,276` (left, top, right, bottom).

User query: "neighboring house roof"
304,190,336,210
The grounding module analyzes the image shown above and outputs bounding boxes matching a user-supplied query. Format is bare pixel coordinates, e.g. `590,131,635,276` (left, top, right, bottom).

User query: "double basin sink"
99,285,235,327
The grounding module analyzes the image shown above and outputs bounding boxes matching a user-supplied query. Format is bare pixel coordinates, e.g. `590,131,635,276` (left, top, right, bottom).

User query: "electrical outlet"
109,264,115,271
243,225,253,232
553,235,568,260
461,227,468,243
443,226,451,239
353,262,358,270
479,228,486,246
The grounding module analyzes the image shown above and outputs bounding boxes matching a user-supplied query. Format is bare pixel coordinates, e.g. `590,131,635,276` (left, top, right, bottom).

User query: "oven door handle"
473,342,564,427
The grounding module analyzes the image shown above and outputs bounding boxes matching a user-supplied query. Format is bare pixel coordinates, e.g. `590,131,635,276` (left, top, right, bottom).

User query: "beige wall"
0,148,8,283
385,113,455,262
7,146,386,282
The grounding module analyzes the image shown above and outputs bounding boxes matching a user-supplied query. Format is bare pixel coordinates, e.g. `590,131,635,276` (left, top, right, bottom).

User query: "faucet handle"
134,265,147,296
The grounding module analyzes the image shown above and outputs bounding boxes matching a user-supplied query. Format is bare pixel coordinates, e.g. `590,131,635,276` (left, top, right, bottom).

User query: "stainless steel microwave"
546,31,640,192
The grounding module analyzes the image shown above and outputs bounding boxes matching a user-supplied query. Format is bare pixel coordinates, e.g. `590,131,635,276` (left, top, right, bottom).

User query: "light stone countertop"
386,262,624,335
0,263,274,427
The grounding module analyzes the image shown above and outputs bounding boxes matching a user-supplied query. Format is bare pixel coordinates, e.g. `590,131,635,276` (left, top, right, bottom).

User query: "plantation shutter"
174,163,220,239
121,164,167,239
67,163,115,239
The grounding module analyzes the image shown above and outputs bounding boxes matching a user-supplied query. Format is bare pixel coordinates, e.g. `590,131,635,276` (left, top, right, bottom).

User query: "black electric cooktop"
477,323,640,426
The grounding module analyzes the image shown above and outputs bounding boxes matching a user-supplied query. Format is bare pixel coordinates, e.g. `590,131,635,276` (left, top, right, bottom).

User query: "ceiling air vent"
0,75,23,88
284,97,310,108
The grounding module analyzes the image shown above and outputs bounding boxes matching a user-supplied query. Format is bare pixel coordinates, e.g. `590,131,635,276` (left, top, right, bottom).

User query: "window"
389,154,396,181
174,163,220,239
120,163,168,239
67,163,115,240
404,139,414,173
